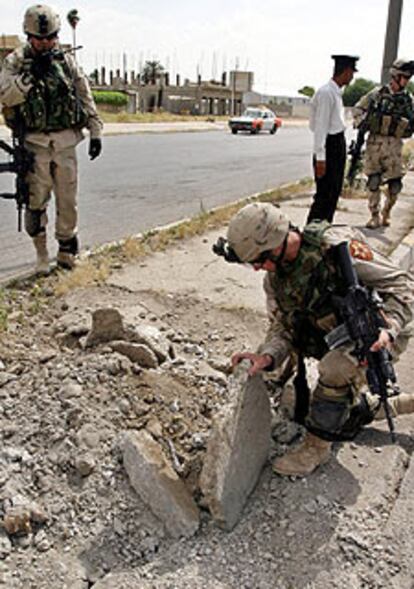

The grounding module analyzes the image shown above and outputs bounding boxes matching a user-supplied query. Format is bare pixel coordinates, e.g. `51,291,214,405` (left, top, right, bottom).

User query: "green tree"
298,85,315,98
407,81,414,95
343,77,377,106
142,60,165,85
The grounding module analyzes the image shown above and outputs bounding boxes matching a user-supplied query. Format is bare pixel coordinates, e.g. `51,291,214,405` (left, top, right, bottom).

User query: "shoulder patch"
349,239,373,261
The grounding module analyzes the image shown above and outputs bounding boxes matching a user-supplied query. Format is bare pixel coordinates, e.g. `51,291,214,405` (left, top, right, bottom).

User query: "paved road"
0,125,312,280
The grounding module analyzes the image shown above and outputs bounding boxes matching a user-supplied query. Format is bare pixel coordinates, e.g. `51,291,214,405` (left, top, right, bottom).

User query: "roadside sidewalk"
0,117,307,140
108,173,414,312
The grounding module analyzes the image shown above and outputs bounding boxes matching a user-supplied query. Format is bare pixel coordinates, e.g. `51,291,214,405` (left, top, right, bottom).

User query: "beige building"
243,90,311,118
91,69,254,116
0,35,22,65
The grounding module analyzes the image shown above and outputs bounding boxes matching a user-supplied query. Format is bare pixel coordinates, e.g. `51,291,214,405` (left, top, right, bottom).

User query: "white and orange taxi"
228,108,282,135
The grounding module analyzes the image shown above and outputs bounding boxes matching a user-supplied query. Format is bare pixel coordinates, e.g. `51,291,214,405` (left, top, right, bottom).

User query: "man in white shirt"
307,54,359,223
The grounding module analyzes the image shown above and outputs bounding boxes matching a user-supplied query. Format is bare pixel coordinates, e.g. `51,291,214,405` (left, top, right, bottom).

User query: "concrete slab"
121,430,200,539
200,361,271,530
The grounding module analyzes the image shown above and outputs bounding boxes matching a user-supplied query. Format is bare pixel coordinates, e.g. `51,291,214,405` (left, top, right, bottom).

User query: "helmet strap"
267,225,299,265
268,233,289,265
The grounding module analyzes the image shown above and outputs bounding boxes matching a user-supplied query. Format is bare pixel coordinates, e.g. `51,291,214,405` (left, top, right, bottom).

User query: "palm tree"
142,60,165,85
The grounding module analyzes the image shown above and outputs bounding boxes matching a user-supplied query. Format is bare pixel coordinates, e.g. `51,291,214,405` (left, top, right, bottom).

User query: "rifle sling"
292,260,328,424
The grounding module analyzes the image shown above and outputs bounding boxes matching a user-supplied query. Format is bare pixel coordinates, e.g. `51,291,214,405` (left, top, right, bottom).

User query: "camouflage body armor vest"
269,221,345,359
17,46,88,133
366,86,414,139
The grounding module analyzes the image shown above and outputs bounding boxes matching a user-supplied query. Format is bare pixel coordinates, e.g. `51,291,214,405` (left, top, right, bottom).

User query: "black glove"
88,138,102,161
30,52,53,79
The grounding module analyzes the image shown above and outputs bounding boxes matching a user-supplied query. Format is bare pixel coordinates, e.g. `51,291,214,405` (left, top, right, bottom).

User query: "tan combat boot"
366,213,381,229
32,233,50,275
375,393,414,420
57,236,78,270
272,432,332,477
56,250,76,270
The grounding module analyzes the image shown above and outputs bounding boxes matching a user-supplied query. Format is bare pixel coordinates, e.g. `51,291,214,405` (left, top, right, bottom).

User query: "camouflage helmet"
23,4,61,37
390,58,414,79
227,203,289,263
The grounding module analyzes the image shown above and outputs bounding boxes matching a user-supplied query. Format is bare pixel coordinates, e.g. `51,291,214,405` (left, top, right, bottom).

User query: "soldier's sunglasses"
29,32,58,41
247,250,271,266
248,233,289,266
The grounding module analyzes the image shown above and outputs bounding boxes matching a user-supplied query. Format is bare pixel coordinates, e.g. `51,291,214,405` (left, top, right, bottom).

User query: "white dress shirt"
309,79,346,161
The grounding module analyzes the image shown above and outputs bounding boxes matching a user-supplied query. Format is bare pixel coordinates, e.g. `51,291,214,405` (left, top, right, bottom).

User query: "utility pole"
381,0,403,84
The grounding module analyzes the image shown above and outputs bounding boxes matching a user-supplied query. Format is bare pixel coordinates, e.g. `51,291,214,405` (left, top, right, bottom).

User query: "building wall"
92,77,244,115
243,90,310,118
0,35,22,66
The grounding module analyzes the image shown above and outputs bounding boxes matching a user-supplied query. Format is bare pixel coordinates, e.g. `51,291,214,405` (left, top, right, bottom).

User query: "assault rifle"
48,45,83,60
0,119,33,231
29,45,83,78
325,241,399,442
347,122,368,187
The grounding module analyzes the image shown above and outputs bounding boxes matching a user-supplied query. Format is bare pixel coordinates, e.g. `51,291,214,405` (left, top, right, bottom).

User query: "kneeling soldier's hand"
89,138,102,160
231,351,274,376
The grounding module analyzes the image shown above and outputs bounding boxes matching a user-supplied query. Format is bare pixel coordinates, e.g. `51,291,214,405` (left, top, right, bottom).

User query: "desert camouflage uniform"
257,221,414,439
0,43,102,248
354,85,414,225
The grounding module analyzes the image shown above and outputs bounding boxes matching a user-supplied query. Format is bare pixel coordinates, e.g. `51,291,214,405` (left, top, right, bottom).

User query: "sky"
1,0,413,96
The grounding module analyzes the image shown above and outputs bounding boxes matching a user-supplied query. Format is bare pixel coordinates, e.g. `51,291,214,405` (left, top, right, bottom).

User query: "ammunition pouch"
367,90,414,138
17,52,88,133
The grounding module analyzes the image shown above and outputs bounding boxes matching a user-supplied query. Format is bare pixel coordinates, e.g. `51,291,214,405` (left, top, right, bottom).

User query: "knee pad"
387,178,402,197
58,235,79,256
367,173,381,192
307,394,375,441
25,209,45,237
307,398,350,435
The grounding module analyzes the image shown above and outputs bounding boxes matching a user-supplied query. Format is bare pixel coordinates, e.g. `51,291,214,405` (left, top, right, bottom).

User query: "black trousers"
307,132,346,224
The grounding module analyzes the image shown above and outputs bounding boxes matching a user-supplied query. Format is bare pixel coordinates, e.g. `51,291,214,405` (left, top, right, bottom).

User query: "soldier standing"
0,4,103,272
354,59,414,229
307,55,359,224
213,203,414,477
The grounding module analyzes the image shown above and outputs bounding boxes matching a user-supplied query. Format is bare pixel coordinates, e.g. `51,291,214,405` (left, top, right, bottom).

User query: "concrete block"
85,308,125,347
128,324,173,363
200,361,271,530
110,341,159,368
121,430,199,539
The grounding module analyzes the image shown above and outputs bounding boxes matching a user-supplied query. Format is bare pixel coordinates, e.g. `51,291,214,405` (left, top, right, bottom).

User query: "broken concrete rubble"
127,323,174,363
120,429,200,538
85,308,125,347
110,340,159,368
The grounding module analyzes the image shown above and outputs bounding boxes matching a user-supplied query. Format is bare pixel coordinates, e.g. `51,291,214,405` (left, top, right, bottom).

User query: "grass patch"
53,258,111,296
98,111,227,124
92,91,129,107
341,184,366,199
0,289,9,332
